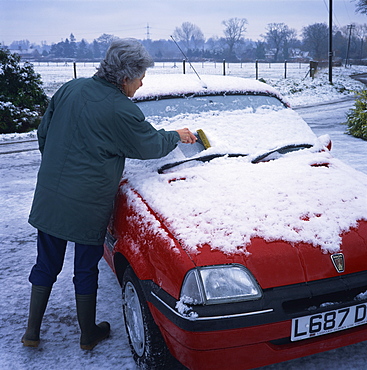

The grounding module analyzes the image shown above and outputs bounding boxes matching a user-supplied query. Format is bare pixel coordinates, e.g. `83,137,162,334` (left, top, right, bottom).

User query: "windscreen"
136,94,285,119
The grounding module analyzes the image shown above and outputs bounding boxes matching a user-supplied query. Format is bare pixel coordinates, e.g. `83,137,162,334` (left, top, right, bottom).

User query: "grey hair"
96,38,154,86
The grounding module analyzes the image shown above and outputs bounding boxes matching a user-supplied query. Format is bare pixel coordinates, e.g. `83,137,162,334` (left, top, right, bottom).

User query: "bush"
345,90,367,140
0,46,49,133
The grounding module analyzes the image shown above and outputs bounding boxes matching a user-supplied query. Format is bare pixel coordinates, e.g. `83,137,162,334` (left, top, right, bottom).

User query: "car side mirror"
318,134,332,151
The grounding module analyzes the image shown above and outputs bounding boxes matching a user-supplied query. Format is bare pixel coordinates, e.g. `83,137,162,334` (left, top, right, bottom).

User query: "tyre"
122,266,177,369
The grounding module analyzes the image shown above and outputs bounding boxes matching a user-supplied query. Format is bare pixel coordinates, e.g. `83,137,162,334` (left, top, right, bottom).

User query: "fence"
32,61,314,96
33,60,312,78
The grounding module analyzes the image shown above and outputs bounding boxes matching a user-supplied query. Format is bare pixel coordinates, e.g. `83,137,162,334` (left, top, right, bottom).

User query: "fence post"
284,60,287,79
183,59,186,74
310,60,318,78
223,59,226,76
73,62,77,79
255,60,259,80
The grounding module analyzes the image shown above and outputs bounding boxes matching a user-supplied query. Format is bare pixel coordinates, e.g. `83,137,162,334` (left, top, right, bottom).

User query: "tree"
0,46,48,133
172,22,205,52
92,40,101,59
63,38,73,58
333,29,348,60
255,41,267,60
69,33,77,58
76,39,92,60
222,17,248,60
355,0,367,14
302,23,329,60
95,34,119,57
9,40,30,51
263,23,296,62
353,23,367,59
346,89,367,140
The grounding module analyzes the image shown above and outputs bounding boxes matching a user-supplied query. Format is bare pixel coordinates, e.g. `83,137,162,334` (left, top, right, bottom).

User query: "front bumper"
152,312,367,370
141,270,367,369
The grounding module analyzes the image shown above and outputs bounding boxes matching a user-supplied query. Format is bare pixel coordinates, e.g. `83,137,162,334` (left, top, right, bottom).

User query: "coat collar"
92,75,125,95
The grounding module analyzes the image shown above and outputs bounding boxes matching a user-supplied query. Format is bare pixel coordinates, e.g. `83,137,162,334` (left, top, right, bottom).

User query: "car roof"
133,74,289,105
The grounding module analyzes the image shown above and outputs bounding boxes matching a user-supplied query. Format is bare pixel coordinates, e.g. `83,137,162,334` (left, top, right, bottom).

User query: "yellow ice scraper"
196,129,211,149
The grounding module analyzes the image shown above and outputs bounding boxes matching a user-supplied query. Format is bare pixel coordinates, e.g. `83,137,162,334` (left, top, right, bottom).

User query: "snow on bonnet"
123,75,367,255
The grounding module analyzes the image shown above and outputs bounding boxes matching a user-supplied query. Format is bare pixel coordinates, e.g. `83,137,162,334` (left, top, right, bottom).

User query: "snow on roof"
134,74,289,105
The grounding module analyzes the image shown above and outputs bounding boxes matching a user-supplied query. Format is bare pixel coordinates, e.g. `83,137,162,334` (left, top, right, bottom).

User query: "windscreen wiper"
251,144,313,164
158,153,248,174
159,144,313,173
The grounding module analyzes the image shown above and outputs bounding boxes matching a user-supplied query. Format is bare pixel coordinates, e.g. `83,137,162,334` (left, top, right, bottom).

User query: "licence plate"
291,302,367,341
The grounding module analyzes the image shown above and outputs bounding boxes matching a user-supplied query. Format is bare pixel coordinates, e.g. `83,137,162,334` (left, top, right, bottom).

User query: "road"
0,139,38,155
295,98,367,175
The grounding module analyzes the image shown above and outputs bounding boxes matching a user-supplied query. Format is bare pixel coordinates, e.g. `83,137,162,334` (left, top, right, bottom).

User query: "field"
34,61,311,96
33,61,367,108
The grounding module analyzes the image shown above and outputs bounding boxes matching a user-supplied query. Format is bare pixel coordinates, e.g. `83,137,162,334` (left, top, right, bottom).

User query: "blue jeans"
29,230,104,295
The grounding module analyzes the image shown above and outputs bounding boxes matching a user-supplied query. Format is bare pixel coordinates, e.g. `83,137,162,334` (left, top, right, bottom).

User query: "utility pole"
329,0,333,83
345,24,355,67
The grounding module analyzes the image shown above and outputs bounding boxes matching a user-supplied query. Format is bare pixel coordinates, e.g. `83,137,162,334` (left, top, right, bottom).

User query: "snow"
121,78,367,255
133,74,288,104
31,61,366,106
126,148,367,255
175,296,199,319
1,64,367,370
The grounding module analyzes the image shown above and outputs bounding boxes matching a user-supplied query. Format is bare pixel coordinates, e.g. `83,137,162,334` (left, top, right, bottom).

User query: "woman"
22,38,196,350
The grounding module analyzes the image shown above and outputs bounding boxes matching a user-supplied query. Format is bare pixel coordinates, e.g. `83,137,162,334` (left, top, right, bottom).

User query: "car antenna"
170,35,208,89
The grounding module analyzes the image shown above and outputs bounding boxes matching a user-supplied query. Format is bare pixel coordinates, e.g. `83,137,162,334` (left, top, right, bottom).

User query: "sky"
1,0,367,46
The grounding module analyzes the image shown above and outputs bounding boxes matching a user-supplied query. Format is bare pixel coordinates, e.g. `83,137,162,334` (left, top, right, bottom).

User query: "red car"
103,74,367,369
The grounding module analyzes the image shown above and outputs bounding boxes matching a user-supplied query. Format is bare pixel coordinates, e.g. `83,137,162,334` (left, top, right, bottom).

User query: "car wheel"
122,266,177,369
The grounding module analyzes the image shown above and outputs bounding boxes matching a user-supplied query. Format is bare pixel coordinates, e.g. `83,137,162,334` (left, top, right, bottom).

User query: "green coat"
28,76,180,245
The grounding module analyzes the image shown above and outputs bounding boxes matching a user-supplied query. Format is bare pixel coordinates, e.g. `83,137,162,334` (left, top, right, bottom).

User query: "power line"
342,0,353,25
323,0,342,28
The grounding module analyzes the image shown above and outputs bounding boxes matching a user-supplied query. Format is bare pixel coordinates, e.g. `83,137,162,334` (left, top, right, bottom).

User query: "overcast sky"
1,0,367,46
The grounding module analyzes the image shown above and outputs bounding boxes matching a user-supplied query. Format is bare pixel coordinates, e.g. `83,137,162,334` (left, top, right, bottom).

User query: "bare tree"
355,0,367,14
222,17,248,59
263,23,296,62
95,34,119,57
302,23,329,60
9,39,31,51
353,23,367,58
173,22,204,51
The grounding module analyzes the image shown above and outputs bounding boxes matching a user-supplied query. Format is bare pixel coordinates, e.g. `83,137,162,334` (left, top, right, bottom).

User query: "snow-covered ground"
1,64,367,370
31,61,366,107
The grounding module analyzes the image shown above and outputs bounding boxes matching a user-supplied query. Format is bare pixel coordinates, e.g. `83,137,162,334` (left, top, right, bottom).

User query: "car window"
136,94,285,118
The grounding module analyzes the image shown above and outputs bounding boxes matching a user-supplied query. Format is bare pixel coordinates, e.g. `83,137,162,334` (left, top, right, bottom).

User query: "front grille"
282,285,367,315
259,270,367,327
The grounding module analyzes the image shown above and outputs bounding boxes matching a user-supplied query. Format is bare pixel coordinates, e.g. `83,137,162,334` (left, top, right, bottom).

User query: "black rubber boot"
21,285,52,347
76,293,110,350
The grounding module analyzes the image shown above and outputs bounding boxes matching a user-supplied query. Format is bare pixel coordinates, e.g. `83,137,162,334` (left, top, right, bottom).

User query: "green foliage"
345,90,367,140
0,46,49,133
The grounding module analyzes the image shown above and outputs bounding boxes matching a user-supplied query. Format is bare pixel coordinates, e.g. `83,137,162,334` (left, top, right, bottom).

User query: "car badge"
331,253,345,273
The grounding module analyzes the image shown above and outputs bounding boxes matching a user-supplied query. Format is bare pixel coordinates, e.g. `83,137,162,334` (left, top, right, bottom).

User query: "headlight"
180,264,262,305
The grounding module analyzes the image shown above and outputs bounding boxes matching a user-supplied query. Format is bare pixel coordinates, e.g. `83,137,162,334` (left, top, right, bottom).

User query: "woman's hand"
176,128,197,144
